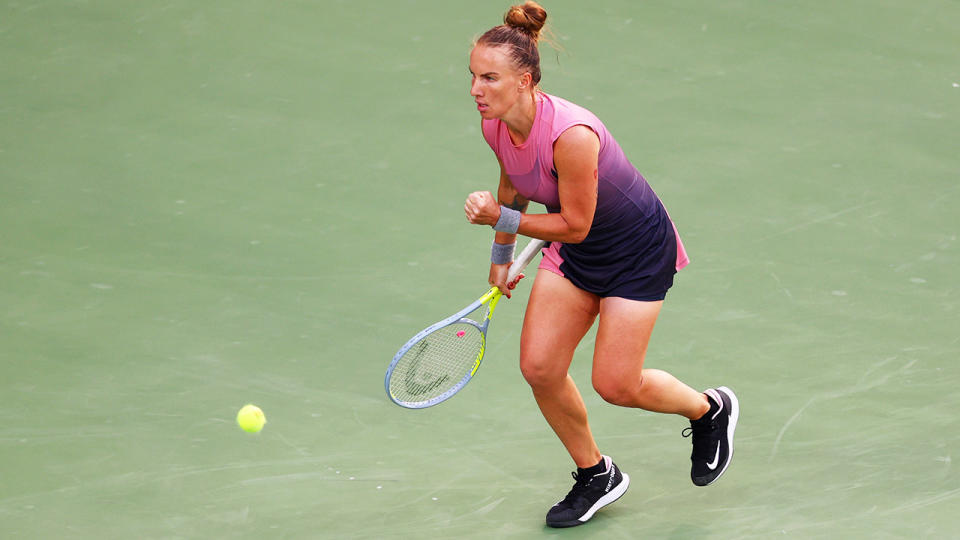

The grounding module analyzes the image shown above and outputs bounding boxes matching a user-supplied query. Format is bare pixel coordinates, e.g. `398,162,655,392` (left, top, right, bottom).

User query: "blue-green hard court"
2,1,958,538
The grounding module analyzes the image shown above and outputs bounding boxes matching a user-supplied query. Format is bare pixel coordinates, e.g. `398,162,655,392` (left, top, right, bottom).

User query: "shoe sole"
546,473,630,528
704,386,739,486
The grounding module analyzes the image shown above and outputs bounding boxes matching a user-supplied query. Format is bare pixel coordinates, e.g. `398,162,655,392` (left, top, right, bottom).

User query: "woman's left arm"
521,125,599,243
465,125,599,244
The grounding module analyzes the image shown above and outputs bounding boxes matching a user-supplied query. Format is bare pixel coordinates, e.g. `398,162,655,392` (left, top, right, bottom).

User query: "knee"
592,374,642,407
520,355,564,391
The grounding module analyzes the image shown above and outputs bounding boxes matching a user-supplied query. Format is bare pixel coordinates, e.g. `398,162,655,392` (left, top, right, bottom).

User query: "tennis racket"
385,238,547,409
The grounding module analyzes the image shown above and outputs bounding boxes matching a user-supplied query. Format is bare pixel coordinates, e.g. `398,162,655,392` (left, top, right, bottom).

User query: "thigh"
520,270,599,377
592,297,663,380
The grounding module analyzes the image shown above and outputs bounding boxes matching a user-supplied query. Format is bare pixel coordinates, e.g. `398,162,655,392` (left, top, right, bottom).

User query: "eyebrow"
468,67,499,77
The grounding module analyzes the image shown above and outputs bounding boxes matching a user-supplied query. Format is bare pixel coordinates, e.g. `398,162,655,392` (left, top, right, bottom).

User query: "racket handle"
507,239,546,282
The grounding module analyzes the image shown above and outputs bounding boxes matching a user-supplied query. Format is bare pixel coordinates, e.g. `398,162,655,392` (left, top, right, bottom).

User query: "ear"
517,72,533,92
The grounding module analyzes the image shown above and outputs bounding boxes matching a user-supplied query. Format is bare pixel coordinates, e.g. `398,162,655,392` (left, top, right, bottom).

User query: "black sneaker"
545,455,630,528
683,386,739,486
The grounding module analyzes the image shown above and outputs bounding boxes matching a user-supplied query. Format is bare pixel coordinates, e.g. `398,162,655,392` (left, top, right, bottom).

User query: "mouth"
475,101,488,112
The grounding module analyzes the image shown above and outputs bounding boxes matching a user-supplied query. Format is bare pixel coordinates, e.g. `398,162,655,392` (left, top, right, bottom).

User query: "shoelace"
558,471,603,506
682,419,720,461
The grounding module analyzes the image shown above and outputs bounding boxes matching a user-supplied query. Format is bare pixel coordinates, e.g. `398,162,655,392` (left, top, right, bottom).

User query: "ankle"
577,456,607,476
574,453,604,471
689,393,712,421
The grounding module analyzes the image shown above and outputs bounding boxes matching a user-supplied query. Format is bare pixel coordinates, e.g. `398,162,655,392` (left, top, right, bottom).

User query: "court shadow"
539,514,709,538
537,507,638,536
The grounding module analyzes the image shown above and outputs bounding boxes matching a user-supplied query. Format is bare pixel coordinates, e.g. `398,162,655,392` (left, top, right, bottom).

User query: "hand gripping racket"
385,238,546,409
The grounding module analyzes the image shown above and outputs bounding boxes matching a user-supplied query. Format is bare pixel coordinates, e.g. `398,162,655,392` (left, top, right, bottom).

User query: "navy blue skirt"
539,200,678,302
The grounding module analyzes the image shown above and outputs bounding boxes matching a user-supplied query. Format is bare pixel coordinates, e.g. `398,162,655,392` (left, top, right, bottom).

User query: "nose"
470,77,482,98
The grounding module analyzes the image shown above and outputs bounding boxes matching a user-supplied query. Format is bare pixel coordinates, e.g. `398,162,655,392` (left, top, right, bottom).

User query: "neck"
502,90,538,144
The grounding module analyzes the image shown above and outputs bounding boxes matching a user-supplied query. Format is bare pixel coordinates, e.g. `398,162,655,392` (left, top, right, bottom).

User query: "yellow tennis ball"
236,404,266,433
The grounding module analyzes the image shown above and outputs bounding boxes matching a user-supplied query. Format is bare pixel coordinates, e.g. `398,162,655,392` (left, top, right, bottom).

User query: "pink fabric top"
482,92,689,271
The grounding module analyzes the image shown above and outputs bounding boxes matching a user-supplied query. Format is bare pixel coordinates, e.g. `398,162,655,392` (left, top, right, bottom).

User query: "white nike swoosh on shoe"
706,445,721,470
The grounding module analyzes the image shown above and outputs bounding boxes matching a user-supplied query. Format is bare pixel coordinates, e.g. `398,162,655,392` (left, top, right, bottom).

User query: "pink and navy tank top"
482,92,689,298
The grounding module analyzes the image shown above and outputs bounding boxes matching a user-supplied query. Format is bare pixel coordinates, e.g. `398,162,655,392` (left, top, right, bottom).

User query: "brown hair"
476,2,548,85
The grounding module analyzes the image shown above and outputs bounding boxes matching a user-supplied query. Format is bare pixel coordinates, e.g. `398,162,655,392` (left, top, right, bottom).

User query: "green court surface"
2,1,958,538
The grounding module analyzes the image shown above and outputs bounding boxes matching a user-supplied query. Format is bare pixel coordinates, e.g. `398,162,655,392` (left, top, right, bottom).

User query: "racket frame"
384,239,545,409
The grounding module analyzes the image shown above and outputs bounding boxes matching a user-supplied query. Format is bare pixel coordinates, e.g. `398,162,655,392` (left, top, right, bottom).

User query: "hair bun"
503,1,547,41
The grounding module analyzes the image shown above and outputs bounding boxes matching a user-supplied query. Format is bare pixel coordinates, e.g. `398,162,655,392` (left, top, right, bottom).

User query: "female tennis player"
463,2,739,528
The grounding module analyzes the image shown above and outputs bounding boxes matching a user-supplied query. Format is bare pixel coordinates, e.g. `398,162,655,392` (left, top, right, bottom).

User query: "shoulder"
554,125,600,166
481,118,500,148
544,94,601,122
481,118,500,153
543,93,605,144
554,124,600,149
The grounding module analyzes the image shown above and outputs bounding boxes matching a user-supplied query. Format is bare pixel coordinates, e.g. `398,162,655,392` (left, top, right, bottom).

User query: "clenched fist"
464,191,501,226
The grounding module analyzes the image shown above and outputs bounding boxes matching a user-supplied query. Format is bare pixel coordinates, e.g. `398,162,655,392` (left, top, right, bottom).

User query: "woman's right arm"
465,159,530,296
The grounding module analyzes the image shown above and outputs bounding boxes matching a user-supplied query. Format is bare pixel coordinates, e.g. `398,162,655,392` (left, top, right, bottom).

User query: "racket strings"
389,321,485,404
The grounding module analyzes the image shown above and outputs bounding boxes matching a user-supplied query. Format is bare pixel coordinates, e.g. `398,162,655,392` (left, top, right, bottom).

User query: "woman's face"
469,45,529,120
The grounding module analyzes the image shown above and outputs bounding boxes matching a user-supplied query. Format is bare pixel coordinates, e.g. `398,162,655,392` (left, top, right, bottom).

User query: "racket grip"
507,239,546,282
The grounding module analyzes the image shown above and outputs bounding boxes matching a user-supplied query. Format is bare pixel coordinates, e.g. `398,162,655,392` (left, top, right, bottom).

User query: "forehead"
469,44,515,73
